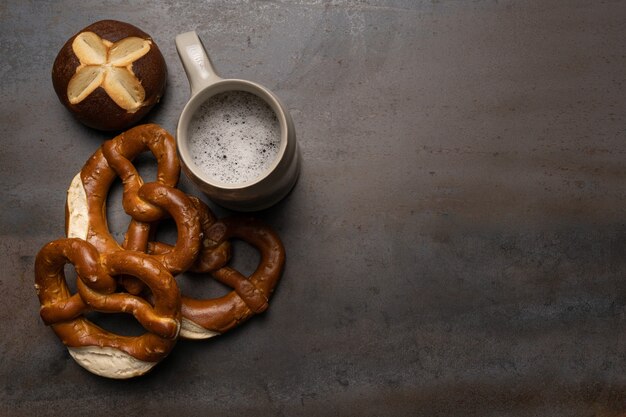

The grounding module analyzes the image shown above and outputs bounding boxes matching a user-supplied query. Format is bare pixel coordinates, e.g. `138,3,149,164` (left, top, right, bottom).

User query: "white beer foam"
188,91,281,185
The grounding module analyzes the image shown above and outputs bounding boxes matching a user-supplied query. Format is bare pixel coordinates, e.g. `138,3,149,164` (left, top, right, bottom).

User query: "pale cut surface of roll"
68,346,157,379
180,317,220,340
67,173,89,239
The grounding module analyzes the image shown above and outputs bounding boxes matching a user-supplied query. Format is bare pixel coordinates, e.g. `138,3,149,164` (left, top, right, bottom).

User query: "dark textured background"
1,0,626,415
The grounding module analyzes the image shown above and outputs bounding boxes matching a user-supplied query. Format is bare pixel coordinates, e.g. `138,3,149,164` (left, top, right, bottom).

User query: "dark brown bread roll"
52,20,167,131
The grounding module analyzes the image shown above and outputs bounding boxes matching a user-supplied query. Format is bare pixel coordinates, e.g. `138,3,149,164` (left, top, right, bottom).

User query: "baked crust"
51,20,167,131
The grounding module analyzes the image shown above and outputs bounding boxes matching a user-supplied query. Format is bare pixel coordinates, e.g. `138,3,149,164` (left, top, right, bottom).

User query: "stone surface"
1,0,626,415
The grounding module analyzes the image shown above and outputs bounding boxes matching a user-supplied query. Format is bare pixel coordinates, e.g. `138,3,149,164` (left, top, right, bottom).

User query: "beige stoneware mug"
175,31,300,211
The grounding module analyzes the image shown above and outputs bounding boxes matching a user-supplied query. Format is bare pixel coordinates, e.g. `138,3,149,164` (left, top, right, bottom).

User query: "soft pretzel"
39,123,287,378
149,202,285,338
66,124,201,279
148,196,230,274
35,238,181,379
152,213,285,339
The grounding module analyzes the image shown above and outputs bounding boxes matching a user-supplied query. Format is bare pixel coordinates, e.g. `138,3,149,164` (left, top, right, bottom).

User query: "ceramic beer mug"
175,31,300,211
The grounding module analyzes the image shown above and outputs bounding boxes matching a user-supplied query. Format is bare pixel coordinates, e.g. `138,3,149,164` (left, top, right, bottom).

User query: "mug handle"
175,31,221,96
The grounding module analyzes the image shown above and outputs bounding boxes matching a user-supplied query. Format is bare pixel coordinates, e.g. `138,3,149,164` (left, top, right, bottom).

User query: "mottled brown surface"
34,239,181,363
1,0,626,416
51,20,167,131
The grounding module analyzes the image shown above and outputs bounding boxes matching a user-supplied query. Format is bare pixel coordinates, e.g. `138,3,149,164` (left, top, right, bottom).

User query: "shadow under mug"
175,31,300,211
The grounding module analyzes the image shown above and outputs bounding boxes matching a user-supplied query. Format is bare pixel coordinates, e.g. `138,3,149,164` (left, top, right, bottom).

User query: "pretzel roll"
52,20,167,131
35,238,181,379
177,217,285,339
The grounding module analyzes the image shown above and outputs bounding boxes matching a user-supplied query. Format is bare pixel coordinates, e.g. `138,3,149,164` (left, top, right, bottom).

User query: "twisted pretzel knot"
149,201,285,338
181,215,285,338
36,124,285,377
67,124,201,278
35,238,180,379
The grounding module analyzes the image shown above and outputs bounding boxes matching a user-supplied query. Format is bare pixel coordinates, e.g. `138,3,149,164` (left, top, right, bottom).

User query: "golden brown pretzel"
147,199,284,338
55,122,285,351
157,214,286,339
66,124,201,280
148,197,230,274
66,124,175,249
34,238,181,379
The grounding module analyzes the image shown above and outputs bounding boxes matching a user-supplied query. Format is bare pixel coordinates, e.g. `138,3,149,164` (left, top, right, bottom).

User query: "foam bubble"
188,91,281,185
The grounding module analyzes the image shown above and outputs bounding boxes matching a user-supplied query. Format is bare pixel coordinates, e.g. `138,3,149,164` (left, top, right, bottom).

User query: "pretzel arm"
206,216,285,297
147,196,231,273
211,267,269,313
138,182,201,275
178,216,285,338
77,279,178,339
39,293,87,324
102,124,180,223
55,318,174,363
181,293,252,334
35,238,114,317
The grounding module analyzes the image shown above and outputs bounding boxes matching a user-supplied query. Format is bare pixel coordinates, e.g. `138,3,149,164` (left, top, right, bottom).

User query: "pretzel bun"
51,20,167,131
